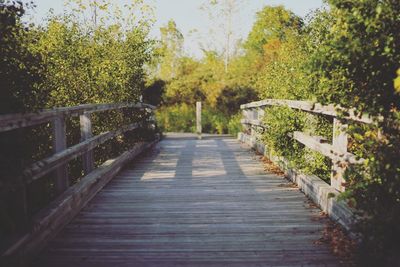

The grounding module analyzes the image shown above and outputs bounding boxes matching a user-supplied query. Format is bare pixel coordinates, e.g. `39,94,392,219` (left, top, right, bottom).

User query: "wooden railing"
0,102,159,261
240,99,374,192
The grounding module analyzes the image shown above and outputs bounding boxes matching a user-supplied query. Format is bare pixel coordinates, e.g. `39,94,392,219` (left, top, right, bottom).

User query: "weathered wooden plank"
0,102,154,133
2,137,159,266
239,132,355,231
23,123,140,184
241,99,376,124
52,115,69,194
80,112,94,174
292,131,363,165
196,101,202,139
33,134,341,267
331,119,348,192
240,119,267,128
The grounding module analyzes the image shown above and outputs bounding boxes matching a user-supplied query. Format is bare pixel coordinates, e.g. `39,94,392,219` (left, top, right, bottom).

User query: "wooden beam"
2,137,160,264
292,131,363,165
52,115,69,194
80,112,94,174
240,119,267,128
0,102,155,133
330,119,349,192
23,123,140,184
196,102,202,140
241,99,376,124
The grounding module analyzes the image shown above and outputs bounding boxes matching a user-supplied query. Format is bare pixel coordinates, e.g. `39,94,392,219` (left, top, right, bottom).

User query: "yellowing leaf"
394,68,400,94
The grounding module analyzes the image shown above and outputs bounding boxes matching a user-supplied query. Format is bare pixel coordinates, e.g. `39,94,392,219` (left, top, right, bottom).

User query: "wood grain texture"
2,139,159,267
33,134,341,267
23,123,140,184
0,102,154,133
241,99,376,124
238,132,355,231
292,131,362,165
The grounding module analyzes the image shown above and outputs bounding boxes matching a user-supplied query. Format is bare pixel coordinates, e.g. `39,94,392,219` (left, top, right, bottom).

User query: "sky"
29,0,325,58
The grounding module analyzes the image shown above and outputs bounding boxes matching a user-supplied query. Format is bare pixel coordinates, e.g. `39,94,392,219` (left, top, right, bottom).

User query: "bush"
261,106,331,182
0,0,157,251
156,104,238,135
308,1,400,265
227,113,243,136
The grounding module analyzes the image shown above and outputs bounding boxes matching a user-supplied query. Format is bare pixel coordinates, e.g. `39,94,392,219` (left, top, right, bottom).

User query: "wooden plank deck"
33,133,341,267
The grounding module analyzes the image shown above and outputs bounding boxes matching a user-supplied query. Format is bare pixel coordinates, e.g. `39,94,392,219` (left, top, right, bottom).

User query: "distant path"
33,133,340,267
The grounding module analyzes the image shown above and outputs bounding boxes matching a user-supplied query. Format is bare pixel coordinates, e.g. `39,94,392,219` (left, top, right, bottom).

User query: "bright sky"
30,0,324,58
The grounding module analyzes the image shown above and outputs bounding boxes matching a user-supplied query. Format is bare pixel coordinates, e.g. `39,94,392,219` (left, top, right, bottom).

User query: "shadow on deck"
32,133,340,267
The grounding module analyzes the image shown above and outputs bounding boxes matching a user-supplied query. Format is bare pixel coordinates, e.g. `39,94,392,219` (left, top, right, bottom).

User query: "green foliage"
262,107,331,182
245,5,303,54
308,1,400,265
227,113,243,136
35,19,152,107
158,20,184,80
155,42,256,134
143,79,166,106
0,1,46,114
395,68,400,94
0,0,157,251
254,31,312,100
201,108,229,134
156,104,195,133
216,86,257,116
310,0,400,117
156,104,232,135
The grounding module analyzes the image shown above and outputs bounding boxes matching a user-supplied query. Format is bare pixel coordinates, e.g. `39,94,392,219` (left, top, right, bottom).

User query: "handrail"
22,122,141,185
240,98,372,192
0,102,155,133
1,101,157,236
241,99,377,124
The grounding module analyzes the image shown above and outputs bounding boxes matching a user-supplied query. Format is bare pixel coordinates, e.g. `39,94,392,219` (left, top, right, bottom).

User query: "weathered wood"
80,112,94,174
331,119,349,192
292,131,362,165
15,128,29,226
240,119,266,128
238,132,355,231
2,137,160,266
33,134,340,267
196,102,202,140
0,102,155,133
241,99,376,124
52,115,69,194
23,123,140,184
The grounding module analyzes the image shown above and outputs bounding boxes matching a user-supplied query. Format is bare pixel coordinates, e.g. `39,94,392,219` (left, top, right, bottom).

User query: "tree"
0,1,45,114
245,5,303,55
0,0,158,250
310,0,400,117
308,1,400,265
158,20,184,80
200,0,246,73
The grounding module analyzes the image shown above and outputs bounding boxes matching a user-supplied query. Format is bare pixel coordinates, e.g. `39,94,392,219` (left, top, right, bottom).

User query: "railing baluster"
16,128,29,226
196,101,202,140
52,115,69,194
331,118,348,192
80,112,94,174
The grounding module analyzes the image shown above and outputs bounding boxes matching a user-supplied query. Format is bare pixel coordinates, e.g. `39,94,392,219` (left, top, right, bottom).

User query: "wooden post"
250,108,257,137
16,128,29,226
80,112,94,174
331,118,348,192
52,115,69,194
258,107,265,120
242,108,249,134
196,102,202,140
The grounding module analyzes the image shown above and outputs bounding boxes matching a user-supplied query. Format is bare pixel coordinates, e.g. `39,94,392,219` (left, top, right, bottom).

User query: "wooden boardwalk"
33,134,340,267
